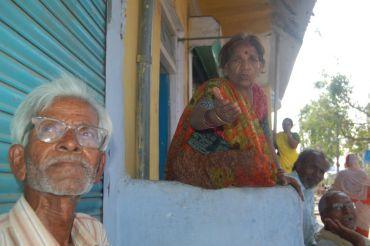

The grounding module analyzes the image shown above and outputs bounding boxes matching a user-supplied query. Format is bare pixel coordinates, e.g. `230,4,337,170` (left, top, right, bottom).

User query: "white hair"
11,74,112,150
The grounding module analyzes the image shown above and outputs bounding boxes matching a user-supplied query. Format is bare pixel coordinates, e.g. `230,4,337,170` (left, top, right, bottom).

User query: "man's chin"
30,181,93,196
304,180,320,189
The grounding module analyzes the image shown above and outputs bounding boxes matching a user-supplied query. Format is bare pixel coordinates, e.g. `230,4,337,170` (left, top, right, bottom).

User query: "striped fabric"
0,196,109,245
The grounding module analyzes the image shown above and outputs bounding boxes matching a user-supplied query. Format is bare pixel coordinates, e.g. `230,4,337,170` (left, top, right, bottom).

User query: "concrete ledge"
115,179,304,246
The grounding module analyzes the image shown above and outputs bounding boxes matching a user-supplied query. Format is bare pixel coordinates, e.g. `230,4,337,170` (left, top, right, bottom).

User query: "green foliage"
299,74,369,164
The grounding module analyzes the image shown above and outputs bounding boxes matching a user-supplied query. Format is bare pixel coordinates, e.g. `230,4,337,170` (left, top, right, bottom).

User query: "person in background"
274,117,300,173
290,149,330,245
165,33,301,196
332,154,370,237
0,76,112,245
316,190,370,246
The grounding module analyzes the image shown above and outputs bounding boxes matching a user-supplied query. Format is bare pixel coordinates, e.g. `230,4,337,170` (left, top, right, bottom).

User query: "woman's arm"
286,131,300,149
189,98,224,130
190,89,241,130
261,117,281,169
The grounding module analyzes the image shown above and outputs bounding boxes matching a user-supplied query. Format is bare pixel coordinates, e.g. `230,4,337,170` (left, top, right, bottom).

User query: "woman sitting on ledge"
166,33,300,193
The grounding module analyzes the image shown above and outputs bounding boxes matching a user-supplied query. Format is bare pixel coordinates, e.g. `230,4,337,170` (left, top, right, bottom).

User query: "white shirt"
290,171,321,246
0,195,109,245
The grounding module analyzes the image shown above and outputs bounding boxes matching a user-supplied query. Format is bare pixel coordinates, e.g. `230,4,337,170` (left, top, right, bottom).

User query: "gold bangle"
214,110,228,125
203,110,215,128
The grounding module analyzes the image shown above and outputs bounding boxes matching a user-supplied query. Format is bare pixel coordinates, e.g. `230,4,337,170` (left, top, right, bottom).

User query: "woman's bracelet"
213,109,228,125
277,168,285,175
203,110,216,128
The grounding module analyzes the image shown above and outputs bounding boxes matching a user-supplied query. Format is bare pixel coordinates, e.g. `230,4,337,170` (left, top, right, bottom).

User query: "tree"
299,74,369,169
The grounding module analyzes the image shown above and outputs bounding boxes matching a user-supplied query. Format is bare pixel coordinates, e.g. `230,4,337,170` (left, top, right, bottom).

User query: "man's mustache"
41,155,91,170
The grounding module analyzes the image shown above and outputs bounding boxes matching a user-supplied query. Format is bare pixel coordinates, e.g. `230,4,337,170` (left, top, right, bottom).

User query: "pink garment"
332,168,370,201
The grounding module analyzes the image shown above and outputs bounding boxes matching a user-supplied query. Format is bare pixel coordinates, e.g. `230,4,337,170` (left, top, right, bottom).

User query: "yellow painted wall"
197,0,272,35
149,0,161,180
149,0,190,179
174,0,190,102
123,0,190,179
174,0,187,30
123,0,139,178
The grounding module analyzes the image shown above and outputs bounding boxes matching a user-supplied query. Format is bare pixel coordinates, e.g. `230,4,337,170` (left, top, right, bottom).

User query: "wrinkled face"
224,43,262,88
282,119,293,132
297,155,329,189
24,97,105,196
323,193,356,229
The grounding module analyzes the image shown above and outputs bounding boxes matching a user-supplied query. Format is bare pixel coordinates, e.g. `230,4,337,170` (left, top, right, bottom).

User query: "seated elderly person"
0,76,112,245
290,149,330,245
316,191,370,246
332,154,370,237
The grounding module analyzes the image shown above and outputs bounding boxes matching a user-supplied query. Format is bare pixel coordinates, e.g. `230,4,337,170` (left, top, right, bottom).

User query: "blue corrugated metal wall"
0,0,107,220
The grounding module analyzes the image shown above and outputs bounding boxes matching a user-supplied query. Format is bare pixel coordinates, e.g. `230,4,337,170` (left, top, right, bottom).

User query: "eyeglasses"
331,202,355,211
31,116,108,150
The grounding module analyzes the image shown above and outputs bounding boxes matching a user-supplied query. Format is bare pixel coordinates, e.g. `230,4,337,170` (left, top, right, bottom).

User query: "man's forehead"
329,193,351,205
305,155,328,169
39,97,98,123
45,97,93,110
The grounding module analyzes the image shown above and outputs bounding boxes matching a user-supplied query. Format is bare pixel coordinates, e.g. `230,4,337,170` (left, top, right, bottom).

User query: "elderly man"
0,76,112,245
290,149,330,245
332,154,370,237
316,191,370,246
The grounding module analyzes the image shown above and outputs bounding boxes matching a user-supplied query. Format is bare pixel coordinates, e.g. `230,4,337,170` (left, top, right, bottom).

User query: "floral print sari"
166,78,277,188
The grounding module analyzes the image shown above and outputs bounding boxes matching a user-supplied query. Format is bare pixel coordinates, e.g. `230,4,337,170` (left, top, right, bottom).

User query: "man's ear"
94,152,106,183
8,144,27,181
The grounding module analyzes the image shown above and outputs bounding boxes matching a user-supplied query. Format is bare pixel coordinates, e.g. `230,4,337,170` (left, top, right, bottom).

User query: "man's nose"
342,205,352,214
56,129,82,152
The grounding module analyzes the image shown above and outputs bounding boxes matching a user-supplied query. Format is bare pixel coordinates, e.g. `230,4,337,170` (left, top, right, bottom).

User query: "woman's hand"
276,169,304,201
211,87,241,125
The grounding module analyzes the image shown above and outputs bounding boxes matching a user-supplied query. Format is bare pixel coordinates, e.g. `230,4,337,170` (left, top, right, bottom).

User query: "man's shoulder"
316,228,370,246
288,171,301,183
288,171,313,196
75,213,103,225
0,212,16,244
74,213,109,244
316,229,353,246
74,212,105,231
0,213,10,230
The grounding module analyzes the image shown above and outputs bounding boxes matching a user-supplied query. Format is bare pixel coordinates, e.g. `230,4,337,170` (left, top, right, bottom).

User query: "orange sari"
165,78,277,188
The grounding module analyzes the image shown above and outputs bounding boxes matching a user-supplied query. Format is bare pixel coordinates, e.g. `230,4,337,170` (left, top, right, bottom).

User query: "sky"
277,0,370,133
